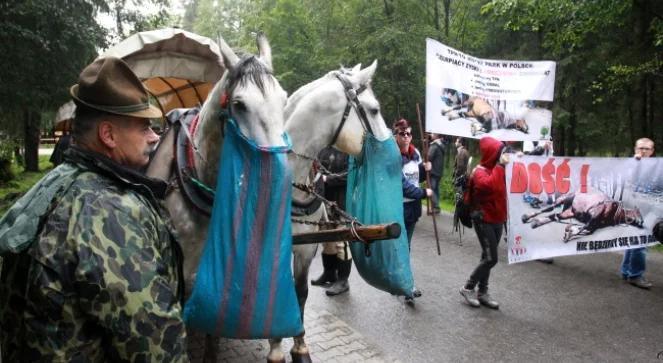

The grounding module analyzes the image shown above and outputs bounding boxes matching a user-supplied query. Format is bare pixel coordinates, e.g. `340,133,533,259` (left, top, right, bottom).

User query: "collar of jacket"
64,145,168,200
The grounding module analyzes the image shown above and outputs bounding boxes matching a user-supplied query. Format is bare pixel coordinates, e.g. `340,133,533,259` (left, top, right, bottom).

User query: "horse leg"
522,205,556,223
203,335,218,363
290,245,317,363
291,332,313,363
533,206,575,229
267,338,286,363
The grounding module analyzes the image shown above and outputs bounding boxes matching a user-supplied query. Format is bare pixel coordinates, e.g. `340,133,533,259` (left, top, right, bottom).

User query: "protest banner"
425,38,556,141
505,155,663,263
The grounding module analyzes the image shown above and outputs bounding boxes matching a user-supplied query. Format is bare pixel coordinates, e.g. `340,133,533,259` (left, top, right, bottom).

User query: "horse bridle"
328,73,374,147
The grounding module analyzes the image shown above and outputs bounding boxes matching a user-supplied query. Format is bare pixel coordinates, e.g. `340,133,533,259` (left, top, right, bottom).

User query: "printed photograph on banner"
425,38,556,141
505,155,663,264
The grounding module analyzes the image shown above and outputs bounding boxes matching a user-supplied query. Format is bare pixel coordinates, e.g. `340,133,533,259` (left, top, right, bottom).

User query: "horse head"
624,207,644,228
285,60,390,159
196,33,288,184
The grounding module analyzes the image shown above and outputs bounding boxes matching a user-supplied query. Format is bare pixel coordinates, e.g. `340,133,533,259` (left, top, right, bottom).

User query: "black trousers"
466,222,503,293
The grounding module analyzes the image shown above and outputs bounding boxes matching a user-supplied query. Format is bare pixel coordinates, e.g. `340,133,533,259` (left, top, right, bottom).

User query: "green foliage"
0,155,53,214
104,0,172,40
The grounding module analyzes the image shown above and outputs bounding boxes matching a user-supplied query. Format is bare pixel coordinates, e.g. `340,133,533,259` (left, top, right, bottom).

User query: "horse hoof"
267,359,286,363
291,351,313,363
521,214,530,223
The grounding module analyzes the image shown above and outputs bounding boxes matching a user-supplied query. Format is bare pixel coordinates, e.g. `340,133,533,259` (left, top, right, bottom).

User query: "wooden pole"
292,223,401,245
415,103,441,255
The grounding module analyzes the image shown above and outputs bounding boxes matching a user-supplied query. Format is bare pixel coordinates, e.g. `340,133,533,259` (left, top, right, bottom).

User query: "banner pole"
416,103,441,256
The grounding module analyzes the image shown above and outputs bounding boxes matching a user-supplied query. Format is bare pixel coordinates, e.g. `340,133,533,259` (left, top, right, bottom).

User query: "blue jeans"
621,247,647,279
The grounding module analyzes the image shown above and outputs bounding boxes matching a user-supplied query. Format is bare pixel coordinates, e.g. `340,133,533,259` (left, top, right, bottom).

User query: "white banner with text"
505,156,663,264
425,38,556,141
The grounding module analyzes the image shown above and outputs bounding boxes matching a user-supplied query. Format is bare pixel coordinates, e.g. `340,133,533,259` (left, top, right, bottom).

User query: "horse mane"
197,55,273,130
284,69,342,118
227,55,273,95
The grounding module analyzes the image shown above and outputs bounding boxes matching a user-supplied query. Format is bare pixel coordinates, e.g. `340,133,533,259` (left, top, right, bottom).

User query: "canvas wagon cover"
53,101,75,132
54,28,224,131
100,27,224,113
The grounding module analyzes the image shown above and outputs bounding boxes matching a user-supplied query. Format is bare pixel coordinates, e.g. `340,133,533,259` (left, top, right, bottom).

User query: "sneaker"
628,276,653,289
404,296,415,305
413,288,422,298
459,287,480,308
477,293,499,309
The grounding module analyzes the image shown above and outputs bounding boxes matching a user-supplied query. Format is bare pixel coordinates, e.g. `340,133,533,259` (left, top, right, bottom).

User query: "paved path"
305,212,663,362
212,308,400,362
213,211,663,362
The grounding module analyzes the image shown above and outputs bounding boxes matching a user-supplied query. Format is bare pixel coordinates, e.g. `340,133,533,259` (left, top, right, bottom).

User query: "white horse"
266,61,391,363
146,34,288,362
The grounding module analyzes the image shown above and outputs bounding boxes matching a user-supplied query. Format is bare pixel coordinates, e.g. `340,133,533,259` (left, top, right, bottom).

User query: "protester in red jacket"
459,136,507,309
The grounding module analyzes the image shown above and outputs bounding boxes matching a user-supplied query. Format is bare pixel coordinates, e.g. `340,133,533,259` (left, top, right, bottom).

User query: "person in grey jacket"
427,134,445,214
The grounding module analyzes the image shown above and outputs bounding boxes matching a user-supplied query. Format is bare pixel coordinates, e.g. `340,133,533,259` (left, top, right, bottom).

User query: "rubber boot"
311,253,337,287
326,259,351,296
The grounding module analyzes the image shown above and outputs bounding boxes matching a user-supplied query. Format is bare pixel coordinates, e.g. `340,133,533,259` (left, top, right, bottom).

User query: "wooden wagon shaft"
292,222,401,245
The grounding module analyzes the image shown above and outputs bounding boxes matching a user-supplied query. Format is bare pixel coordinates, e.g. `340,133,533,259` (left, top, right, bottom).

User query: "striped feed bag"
184,119,302,338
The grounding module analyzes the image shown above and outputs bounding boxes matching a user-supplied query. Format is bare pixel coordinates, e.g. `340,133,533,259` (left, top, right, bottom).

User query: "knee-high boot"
311,253,337,286
326,258,351,296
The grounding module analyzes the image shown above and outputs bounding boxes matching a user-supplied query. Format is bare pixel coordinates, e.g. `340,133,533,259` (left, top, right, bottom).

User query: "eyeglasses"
398,131,412,137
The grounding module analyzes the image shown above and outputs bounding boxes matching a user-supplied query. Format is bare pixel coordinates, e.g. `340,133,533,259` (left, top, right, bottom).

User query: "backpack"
453,173,473,229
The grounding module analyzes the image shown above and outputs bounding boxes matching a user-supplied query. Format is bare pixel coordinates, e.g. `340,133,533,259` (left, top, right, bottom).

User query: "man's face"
634,140,654,158
395,127,412,149
111,117,160,169
455,138,461,148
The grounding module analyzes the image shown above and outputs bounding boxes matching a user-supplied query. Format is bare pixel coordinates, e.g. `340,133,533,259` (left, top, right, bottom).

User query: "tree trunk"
555,121,565,156
115,0,126,38
631,1,651,140
567,87,577,156
443,0,450,38
383,0,393,16
432,0,440,31
23,108,40,172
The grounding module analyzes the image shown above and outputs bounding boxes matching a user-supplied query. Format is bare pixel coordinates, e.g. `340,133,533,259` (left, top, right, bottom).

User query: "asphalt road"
306,212,663,362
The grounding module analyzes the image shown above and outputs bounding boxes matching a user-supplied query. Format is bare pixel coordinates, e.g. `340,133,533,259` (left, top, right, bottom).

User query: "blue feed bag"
346,134,415,297
184,120,303,339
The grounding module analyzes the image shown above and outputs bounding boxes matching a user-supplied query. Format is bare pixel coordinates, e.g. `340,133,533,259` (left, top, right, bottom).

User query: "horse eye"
370,108,379,116
232,100,246,112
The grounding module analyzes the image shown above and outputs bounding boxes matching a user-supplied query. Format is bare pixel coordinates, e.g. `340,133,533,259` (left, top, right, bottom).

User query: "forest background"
1,0,662,175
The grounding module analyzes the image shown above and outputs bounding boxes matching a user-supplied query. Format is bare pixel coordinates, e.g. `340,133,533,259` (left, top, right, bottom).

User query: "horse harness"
160,107,216,216
329,73,374,147
290,73,374,222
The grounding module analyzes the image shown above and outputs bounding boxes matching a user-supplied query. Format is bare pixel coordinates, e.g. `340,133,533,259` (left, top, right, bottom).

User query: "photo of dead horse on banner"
506,156,663,264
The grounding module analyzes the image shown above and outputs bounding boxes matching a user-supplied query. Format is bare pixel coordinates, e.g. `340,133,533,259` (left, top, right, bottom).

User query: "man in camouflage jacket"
0,57,188,362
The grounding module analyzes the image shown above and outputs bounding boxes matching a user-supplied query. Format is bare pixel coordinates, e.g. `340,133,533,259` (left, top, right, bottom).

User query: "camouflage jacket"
0,146,188,362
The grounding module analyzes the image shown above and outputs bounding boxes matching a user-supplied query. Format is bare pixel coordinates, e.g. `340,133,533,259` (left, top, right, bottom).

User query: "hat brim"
70,84,162,119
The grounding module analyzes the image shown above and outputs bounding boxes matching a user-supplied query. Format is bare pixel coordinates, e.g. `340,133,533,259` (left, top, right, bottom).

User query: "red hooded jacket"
465,136,507,224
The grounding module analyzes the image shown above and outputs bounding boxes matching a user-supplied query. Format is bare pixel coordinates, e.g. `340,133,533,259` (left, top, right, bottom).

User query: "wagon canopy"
53,101,75,132
100,27,224,114
52,28,224,132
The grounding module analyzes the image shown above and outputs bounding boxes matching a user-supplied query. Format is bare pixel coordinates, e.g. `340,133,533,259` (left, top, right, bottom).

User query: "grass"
0,156,53,215
422,172,456,213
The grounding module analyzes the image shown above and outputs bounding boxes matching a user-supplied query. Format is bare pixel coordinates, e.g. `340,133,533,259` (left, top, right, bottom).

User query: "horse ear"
256,32,273,71
351,63,362,73
355,60,377,85
218,35,239,70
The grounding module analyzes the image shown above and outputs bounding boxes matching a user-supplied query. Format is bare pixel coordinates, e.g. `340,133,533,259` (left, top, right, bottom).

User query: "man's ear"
98,121,117,148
